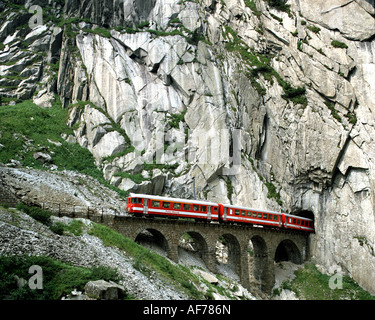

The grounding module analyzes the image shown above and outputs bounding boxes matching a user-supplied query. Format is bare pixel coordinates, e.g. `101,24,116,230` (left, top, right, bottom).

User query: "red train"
126,193,314,233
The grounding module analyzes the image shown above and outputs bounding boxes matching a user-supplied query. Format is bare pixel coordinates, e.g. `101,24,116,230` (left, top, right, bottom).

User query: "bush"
16,203,52,226
0,255,123,300
267,0,290,13
331,40,348,49
307,25,321,34
49,222,65,235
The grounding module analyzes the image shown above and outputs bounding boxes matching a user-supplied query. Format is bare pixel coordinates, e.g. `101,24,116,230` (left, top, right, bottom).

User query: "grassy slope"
277,263,375,300
0,255,124,300
0,205,222,300
0,98,128,198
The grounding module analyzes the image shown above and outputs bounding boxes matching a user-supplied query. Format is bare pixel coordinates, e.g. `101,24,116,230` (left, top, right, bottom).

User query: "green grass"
331,40,348,49
0,255,123,300
83,27,112,38
53,219,85,236
15,202,86,236
279,264,375,300
0,98,94,171
167,109,187,129
0,98,129,199
267,0,290,13
244,0,262,16
88,223,204,299
113,171,147,184
223,26,307,106
16,202,53,226
324,100,342,123
306,25,321,34
264,181,282,206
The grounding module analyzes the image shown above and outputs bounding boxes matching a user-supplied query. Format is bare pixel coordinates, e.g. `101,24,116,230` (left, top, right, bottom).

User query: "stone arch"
275,239,302,264
135,228,169,257
248,235,269,291
216,233,241,278
178,231,209,268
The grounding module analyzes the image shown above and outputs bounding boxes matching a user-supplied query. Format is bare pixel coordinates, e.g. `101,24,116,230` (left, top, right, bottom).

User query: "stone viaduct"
103,216,310,294
11,196,310,294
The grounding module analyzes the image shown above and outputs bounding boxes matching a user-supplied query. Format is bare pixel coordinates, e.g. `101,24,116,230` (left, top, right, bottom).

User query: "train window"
183,204,191,210
293,219,296,224
213,207,218,213
152,200,160,207
241,210,245,216
247,211,251,217
193,205,199,211
163,202,171,208
252,212,257,218
201,205,207,212
131,198,137,204
268,214,272,220
138,198,143,204
274,215,278,221
258,213,262,218
263,214,267,219
173,203,181,209
235,209,240,215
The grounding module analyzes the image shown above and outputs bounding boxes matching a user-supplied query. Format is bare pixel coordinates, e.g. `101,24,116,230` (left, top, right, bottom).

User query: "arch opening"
216,234,241,280
178,231,208,269
274,239,302,264
135,228,169,257
248,235,269,291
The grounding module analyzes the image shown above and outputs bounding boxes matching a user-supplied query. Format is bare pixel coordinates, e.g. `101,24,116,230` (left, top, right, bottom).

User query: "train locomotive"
126,193,314,233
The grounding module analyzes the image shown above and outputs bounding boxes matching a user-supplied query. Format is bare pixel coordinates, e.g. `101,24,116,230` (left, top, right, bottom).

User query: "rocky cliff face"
0,0,374,294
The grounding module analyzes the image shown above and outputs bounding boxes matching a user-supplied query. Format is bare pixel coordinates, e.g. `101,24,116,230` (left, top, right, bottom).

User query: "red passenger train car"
126,193,314,233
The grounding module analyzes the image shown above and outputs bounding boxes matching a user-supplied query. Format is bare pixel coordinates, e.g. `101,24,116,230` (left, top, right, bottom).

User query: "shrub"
267,0,290,13
307,25,321,34
49,222,65,235
16,203,52,226
83,27,111,38
0,255,123,300
244,0,262,16
331,40,348,49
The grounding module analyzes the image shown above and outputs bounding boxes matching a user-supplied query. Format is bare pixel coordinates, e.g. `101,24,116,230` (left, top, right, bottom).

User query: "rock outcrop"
1,0,375,295
0,166,125,215
84,280,127,300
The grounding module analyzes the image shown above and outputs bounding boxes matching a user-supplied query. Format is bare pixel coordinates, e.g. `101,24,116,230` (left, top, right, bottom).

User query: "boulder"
84,280,127,300
193,269,219,285
33,152,52,164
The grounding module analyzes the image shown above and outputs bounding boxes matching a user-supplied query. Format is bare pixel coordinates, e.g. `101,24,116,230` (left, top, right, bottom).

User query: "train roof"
128,193,218,206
